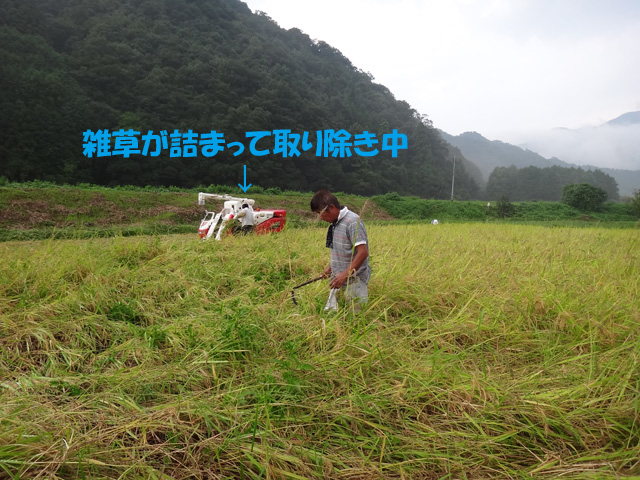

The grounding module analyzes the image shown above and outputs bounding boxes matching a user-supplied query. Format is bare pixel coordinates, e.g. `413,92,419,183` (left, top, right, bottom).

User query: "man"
235,203,254,234
310,190,370,311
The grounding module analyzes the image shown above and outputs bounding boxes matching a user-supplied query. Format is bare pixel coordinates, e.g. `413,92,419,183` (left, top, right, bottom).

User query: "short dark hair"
310,189,341,212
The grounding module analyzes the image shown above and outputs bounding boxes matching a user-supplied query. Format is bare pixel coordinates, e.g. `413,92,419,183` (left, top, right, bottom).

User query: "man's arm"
329,244,368,289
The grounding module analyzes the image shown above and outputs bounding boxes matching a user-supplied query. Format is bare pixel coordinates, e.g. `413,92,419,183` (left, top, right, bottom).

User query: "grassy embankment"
373,192,639,227
1,183,637,242
1,222,639,478
0,183,388,242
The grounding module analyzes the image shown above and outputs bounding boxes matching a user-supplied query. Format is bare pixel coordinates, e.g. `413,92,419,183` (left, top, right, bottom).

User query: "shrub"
630,189,640,219
561,183,607,212
496,196,516,218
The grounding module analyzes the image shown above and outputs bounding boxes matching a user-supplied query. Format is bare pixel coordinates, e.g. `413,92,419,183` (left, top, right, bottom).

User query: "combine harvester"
197,192,286,240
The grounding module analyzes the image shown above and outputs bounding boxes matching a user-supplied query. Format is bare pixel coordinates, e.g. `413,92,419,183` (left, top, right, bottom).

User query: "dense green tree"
486,165,618,202
561,183,607,212
628,189,640,218
590,169,619,201
0,0,478,198
486,166,518,200
496,195,516,218
0,26,97,183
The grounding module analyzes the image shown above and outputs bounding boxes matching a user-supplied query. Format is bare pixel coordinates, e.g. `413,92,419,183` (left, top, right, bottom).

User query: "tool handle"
292,275,325,290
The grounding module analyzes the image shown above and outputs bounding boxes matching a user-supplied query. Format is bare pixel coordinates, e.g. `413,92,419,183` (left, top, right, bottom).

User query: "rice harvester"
197,192,286,240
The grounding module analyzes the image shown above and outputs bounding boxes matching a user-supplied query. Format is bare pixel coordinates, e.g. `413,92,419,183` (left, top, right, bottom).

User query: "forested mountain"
486,165,619,202
0,0,479,199
441,129,636,198
439,130,572,181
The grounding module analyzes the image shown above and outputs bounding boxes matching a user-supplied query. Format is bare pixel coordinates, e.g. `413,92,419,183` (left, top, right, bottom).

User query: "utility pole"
450,156,456,201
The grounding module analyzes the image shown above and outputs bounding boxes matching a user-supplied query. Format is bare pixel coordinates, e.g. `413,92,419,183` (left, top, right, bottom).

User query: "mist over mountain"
606,111,640,126
516,111,640,173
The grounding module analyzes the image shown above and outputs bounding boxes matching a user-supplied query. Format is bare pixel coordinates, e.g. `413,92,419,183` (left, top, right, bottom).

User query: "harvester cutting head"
197,192,286,240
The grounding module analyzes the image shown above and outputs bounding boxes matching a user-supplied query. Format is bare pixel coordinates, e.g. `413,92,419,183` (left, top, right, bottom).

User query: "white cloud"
519,124,640,170
243,0,640,158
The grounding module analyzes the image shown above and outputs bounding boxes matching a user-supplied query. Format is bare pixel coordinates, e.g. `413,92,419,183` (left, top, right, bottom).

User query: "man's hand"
329,269,352,289
322,266,331,279
328,244,368,289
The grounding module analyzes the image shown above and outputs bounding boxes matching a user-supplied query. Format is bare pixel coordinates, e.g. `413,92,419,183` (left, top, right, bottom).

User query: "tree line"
486,165,619,202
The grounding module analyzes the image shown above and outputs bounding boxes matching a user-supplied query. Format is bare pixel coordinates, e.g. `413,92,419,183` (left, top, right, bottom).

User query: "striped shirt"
329,207,370,284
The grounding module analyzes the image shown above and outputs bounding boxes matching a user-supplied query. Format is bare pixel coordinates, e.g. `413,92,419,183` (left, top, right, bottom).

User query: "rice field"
0,223,639,479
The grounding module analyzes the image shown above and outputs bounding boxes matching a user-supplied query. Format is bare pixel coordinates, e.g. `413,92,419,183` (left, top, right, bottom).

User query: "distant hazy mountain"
439,130,571,178
440,129,639,197
518,111,640,175
606,111,640,126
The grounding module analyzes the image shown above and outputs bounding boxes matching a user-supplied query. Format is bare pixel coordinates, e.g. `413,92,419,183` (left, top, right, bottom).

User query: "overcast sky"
241,0,640,147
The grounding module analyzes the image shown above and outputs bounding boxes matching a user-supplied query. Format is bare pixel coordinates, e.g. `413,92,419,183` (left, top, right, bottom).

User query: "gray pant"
342,276,368,305
325,276,368,312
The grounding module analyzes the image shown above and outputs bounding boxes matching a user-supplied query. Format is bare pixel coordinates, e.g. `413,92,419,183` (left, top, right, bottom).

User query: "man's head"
311,189,341,223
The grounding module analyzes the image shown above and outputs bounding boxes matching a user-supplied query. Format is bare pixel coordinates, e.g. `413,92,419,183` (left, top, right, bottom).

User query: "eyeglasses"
316,205,328,217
